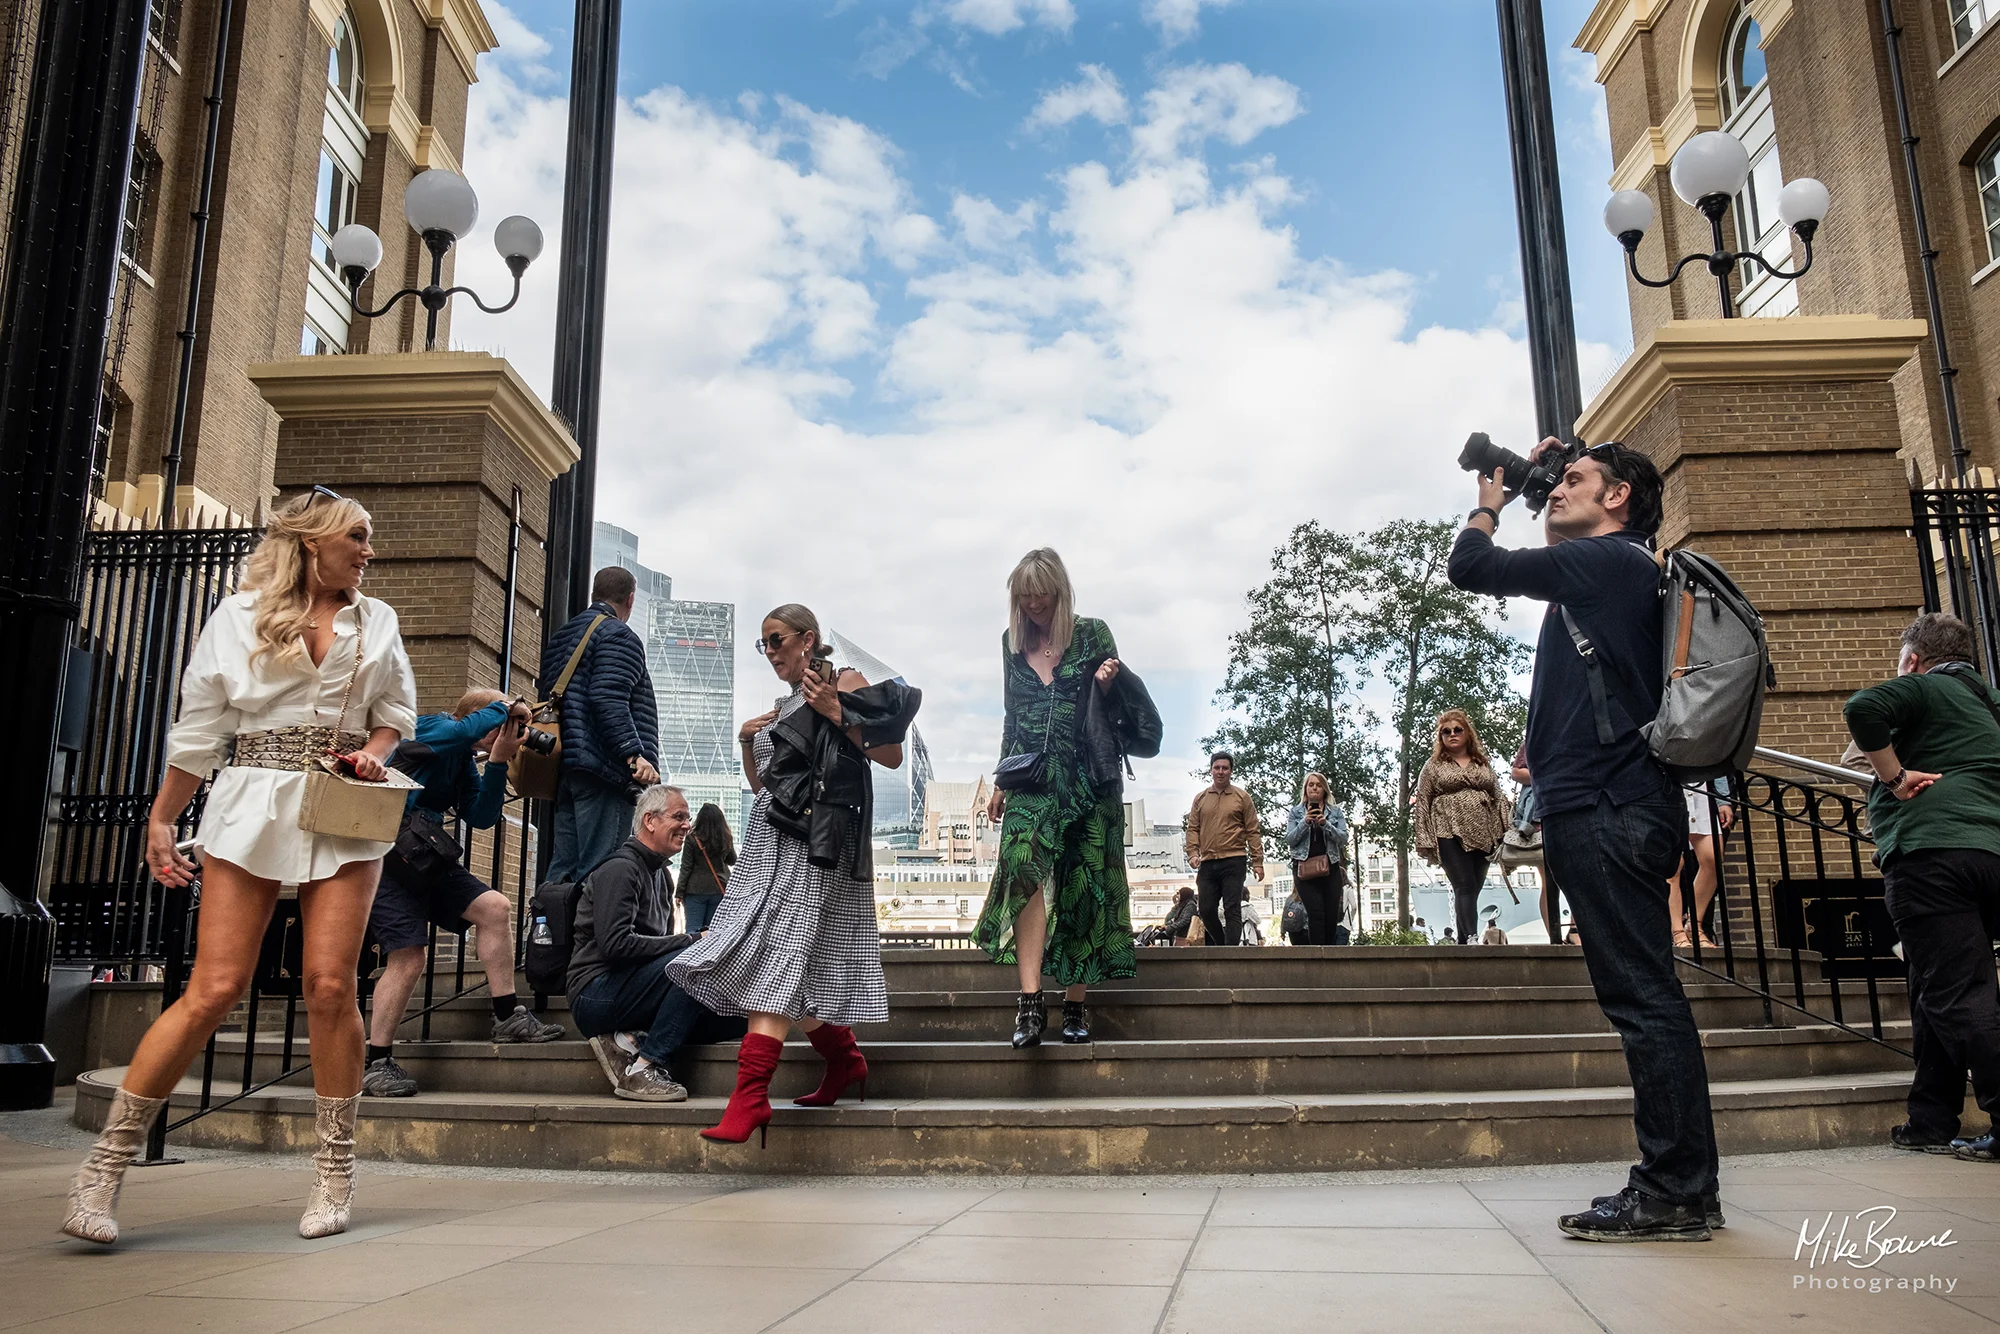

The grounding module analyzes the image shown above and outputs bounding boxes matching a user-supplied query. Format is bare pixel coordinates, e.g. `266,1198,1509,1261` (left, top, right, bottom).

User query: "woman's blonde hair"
242,491,373,670
1429,708,1492,767
1006,548,1075,662
1300,771,1330,803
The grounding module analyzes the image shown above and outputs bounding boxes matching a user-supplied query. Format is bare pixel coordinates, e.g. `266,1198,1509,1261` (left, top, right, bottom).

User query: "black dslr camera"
507,695,559,755
1457,432,1574,516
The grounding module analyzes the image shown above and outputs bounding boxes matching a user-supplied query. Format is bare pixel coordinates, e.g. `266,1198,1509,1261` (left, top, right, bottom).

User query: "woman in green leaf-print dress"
973,548,1136,1048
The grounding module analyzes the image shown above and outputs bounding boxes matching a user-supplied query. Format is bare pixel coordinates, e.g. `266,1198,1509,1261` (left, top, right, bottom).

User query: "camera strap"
1560,608,1619,746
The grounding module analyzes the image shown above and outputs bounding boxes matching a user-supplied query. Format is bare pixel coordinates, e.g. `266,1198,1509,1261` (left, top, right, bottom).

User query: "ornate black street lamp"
327,169,544,350
1603,131,1829,319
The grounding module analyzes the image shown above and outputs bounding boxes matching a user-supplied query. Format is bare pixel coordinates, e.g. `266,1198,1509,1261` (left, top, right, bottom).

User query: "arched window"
304,6,370,354
1950,1,1995,52
1978,135,2000,266
1718,5,1793,317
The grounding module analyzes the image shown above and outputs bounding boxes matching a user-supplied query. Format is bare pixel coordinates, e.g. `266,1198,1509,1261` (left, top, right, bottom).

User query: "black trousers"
1883,847,2000,1136
1544,787,1718,1204
1436,837,1490,945
1295,873,1342,946
1541,857,1565,941
570,951,746,1074
1197,856,1247,946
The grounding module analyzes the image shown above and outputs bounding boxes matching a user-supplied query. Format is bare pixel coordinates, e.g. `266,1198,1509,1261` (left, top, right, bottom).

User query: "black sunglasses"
755,630,803,656
307,485,344,504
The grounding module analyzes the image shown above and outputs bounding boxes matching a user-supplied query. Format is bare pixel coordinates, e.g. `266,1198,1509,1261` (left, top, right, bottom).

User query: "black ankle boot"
1011,992,1047,1049
1061,999,1090,1044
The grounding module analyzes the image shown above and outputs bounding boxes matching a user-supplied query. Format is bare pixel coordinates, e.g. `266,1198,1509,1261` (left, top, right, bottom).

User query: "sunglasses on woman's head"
307,485,343,505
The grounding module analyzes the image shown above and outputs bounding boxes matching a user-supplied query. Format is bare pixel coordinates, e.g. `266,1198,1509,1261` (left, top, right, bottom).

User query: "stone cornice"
1609,127,1669,192
248,352,580,483
308,0,344,45
414,125,462,174
423,0,498,82
1576,316,1930,443
1574,0,1662,83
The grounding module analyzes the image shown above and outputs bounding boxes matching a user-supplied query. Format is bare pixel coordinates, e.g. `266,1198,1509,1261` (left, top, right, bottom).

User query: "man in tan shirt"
1186,753,1264,947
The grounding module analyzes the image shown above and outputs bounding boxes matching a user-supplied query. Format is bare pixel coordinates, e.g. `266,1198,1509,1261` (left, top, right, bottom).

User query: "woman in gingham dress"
665,604,902,1145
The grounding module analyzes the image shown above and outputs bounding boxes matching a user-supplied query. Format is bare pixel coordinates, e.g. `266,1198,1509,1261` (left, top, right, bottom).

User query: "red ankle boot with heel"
793,1024,868,1106
701,1032,783,1147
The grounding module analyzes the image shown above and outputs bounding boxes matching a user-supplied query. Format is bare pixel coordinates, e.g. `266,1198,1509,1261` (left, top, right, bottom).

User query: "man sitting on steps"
567,785,747,1102
362,690,564,1099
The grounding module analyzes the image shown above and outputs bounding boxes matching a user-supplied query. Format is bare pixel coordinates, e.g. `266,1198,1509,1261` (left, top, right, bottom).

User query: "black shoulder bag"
994,693,1055,793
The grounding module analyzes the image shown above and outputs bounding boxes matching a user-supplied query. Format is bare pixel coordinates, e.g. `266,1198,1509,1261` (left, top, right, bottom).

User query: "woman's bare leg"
1012,888,1047,993
123,859,280,1098
1689,834,1719,944
747,1012,791,1041
295,858,381,1097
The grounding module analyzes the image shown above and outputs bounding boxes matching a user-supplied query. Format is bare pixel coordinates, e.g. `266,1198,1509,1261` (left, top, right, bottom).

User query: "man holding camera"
363,690,564,1098
542,566,662,884
1449,437,1719,1243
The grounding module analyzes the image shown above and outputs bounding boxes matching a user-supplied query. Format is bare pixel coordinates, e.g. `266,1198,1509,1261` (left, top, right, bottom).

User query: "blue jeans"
681,894,721,936
549,770,636,884
570,951,746,1072
1543,785,1719,1204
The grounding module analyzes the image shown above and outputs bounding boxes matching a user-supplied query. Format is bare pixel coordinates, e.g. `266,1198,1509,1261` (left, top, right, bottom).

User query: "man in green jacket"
1844,613,2000,1164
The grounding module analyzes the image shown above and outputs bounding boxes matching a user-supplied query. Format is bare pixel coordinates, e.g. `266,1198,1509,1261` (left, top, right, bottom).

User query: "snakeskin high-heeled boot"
298,1093,359,1239
60,1087,168,1244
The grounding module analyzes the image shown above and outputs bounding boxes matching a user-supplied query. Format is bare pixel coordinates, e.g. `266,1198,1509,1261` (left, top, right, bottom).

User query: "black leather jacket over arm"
763,679,922,877
1078,660,1164,795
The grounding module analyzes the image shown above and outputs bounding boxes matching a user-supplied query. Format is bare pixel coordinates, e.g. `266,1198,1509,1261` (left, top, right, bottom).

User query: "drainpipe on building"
159,0,235,526
1878,0,1970,482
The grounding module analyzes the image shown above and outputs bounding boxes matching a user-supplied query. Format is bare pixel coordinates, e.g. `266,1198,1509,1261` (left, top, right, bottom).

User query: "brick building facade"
1575,0,2000,480
0,0,496,523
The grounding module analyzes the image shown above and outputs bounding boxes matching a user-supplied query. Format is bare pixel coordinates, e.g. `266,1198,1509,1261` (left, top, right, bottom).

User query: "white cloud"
1144,0,1239,44
457,49,1552,813
940,0,1076,35
1132,63,1303,161
1023,64,1128,133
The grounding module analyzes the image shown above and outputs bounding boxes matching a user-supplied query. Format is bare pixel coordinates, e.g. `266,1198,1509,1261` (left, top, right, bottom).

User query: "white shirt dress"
163,589,417,885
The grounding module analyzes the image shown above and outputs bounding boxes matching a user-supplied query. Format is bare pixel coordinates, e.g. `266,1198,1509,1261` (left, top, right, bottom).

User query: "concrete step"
79,1065,1923,1176
212,1022,1911,1100
369,981,1906,1044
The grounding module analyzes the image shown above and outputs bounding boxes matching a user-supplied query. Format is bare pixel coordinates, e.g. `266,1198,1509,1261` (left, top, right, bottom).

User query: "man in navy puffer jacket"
541,566,661,882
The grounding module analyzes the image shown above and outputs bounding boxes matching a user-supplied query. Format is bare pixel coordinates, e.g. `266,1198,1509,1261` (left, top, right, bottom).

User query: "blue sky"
453,0,1630,809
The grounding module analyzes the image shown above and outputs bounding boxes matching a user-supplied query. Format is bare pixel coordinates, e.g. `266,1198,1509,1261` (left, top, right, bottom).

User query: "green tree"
1202,523,1386,861
1206,519,1528,928
1344,519,1528,926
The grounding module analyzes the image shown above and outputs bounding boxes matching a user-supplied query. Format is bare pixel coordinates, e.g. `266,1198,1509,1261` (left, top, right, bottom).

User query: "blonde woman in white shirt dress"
62,489,416,1247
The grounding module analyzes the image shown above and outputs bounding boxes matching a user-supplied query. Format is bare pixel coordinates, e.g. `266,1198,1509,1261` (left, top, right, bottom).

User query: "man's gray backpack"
1563,549,1773,782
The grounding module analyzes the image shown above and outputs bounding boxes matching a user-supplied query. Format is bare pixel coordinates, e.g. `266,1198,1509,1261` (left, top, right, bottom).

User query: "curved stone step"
209,1021,1911,1100
74,1065,1914,1176
363,981,1905,1044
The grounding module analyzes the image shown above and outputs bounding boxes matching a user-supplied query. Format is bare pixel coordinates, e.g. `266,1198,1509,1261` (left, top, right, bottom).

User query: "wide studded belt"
229,726,369,772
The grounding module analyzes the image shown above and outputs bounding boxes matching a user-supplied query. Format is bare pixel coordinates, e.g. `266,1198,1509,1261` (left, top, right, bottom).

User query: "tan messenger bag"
508,613,607,801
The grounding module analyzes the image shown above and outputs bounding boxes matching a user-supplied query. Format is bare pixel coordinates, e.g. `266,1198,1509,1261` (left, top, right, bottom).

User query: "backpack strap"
1561,607,1618,745
550,613,609,701
1934,662,2000,735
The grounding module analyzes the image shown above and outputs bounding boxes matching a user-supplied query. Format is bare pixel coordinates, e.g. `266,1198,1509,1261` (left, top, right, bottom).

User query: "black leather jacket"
763,678,922,877
1077,660,1164,796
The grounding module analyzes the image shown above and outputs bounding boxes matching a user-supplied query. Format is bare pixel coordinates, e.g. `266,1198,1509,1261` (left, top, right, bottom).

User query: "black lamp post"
329,169,544,350
1604,131,1829,319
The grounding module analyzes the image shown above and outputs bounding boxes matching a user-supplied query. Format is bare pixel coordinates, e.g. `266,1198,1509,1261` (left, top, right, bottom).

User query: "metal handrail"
1751,746,1874,788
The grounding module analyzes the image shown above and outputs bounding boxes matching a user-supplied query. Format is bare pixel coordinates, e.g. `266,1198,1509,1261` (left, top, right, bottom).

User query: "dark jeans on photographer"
1883,847,2000,1135
1197,856,1247,947
549,769,638,884
1543,785,1718,1204
570,951,747,1075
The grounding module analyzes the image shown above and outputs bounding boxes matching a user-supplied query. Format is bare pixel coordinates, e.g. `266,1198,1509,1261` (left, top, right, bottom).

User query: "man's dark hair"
1580,441,1664,537
591,565,637,605
1901,612,1977,666
1209,751,1233,770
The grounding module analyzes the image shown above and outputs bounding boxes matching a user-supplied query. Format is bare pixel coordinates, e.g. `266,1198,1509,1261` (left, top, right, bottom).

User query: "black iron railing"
1677,749,1909,1058
1911,483,2000,685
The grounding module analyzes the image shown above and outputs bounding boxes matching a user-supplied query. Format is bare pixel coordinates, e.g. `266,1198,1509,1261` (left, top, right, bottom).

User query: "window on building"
305,6,369,354
120,135,160,273
148,0,184,56
1950,0,1995,50
1718,4,1795,317
1980,137,2000,266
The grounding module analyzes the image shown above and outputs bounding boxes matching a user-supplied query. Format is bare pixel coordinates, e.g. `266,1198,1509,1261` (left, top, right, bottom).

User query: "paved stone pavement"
2,1098,1993,1333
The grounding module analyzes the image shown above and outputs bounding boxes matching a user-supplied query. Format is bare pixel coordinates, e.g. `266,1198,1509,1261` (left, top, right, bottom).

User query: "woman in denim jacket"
1284,773,1350,945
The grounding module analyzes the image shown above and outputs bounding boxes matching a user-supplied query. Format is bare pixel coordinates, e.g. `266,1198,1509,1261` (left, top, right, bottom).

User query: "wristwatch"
1469,506,1500,527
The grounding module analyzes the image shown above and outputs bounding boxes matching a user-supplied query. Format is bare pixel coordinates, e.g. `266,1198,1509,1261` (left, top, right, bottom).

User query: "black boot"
1560,1186,1711,1242
1010,992,1047,1049
1061,999,1090,1044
